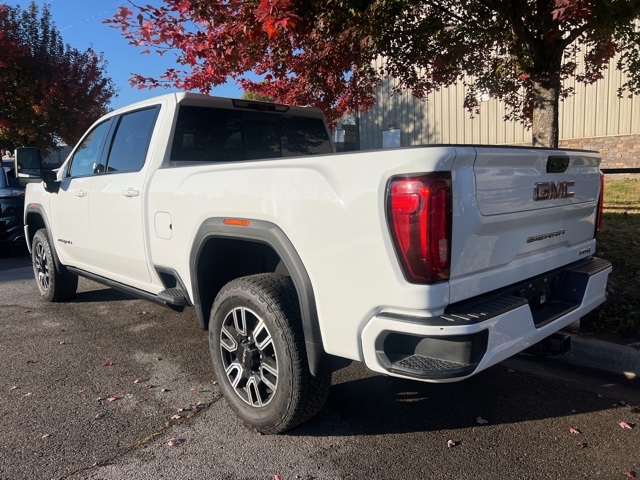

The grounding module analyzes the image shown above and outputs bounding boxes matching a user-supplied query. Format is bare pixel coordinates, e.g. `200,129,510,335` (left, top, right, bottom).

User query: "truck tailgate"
449,147,602,304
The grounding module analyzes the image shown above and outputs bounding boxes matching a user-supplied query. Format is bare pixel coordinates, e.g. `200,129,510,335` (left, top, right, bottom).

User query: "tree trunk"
531,75,560,148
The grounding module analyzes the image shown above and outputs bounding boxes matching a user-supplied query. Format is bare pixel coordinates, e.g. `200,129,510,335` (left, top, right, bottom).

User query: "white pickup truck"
18,93,611,433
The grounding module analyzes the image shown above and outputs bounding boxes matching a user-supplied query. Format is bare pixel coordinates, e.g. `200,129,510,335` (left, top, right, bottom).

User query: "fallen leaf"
139,311,148,315
476,417,489,425
161,388,169,393
78,388,85,394
23,310,31,313
9,386,18,391
274,476,282,480
625,471,637,479
23,392,33,397
107,396,120,402
58,341,65,345
26,360,36,364
146,384,156,389
447,439,458,448
253,428,263,436
171,414,182,420
619,422,634,430
41,433,50,439
103,362,114,367
90,461,102,468
134,378,144,384
92,413,106,421
569,427,581,435
167,438,184,446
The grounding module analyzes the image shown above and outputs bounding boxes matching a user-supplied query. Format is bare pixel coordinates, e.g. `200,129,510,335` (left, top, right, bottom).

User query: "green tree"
0,2,116,150
241,90,275,103
108,0,640,147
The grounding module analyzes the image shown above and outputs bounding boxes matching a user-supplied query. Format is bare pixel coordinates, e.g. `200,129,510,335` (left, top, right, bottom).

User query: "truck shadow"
70,287,137,303
292,361,627,437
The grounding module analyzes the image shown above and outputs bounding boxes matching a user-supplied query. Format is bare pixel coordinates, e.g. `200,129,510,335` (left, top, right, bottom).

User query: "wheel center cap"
238,343,259,371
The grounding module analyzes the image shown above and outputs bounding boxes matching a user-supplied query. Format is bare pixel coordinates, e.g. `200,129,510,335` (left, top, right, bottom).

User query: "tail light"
386,173,452,284
595,172,604,237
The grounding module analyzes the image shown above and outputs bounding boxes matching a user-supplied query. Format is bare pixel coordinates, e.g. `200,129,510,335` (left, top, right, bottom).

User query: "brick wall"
559,134,640,169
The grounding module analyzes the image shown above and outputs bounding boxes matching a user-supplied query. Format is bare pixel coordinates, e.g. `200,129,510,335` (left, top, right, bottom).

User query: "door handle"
122,189,140,198
75,190,87,197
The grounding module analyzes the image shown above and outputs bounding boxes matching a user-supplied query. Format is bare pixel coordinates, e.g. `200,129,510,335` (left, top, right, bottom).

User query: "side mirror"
14,147,43,186
42,168,61,193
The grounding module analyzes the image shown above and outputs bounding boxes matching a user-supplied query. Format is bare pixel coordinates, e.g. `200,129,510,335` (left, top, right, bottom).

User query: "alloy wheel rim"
34,242,50,291
219,306,278,407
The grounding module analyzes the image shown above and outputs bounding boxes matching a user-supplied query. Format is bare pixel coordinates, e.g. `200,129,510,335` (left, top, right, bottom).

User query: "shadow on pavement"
292,361,624,437
70,288,137,303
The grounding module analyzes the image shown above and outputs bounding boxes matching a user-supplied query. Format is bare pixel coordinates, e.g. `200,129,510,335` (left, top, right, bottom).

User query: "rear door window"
100,106,160,173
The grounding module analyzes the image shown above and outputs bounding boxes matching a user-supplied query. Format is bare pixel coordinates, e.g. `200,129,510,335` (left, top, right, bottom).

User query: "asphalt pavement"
1,253,639,480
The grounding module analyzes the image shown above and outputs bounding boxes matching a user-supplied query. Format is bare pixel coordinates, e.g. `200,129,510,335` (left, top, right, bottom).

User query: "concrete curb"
555,334,640,379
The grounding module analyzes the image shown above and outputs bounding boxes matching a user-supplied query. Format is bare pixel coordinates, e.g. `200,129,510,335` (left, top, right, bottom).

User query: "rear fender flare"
190,218,328,375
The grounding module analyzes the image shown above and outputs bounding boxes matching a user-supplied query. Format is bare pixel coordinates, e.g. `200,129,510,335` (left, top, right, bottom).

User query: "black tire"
31,228,78,302
209,273,331,434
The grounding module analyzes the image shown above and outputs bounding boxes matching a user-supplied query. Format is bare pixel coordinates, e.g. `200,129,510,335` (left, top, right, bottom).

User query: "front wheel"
209,273,331,434
31,229,78,302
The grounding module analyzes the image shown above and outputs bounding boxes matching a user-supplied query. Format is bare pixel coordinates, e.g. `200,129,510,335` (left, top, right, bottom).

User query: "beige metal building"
358,56,640,169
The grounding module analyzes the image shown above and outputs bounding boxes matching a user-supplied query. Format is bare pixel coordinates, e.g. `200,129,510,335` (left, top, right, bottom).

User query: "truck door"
49,119,113,267
86,106,160,285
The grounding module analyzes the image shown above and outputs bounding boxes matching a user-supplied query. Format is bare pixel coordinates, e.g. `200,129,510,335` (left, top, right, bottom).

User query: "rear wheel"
32,229,78,302
209,273,330,434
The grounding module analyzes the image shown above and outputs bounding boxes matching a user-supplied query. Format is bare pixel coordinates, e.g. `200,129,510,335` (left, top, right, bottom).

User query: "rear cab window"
170,105,332,163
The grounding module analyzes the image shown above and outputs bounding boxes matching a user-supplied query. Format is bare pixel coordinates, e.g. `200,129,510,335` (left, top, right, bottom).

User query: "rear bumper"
361,257,612,382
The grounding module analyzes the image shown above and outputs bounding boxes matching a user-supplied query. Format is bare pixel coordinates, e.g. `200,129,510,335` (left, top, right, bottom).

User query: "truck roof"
108,92,326,120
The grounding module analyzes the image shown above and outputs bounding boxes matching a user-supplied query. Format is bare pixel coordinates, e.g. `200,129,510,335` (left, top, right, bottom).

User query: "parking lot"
1,252,639,480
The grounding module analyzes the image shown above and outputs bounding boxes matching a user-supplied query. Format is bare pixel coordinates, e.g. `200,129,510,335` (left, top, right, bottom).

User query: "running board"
157,288,189,307
66,267,188,311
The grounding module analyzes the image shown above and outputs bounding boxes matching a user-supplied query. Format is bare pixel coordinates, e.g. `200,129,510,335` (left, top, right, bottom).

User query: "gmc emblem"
533,181,575,201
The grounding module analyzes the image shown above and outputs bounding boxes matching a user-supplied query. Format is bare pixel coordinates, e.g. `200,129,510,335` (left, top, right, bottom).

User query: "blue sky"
5,0,243,109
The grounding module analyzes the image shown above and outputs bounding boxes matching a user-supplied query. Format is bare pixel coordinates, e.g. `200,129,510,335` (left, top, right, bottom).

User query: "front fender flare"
24,204,65,275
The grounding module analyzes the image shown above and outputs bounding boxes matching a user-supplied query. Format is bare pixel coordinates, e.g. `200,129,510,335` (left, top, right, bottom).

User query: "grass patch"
580,177,640,342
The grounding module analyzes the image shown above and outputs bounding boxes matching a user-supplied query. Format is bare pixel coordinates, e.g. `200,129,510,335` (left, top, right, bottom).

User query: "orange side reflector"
223,218,251,227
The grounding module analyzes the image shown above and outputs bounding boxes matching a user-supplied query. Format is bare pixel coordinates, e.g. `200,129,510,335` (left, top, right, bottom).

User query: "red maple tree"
107,0,640,146
0,2,116,150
